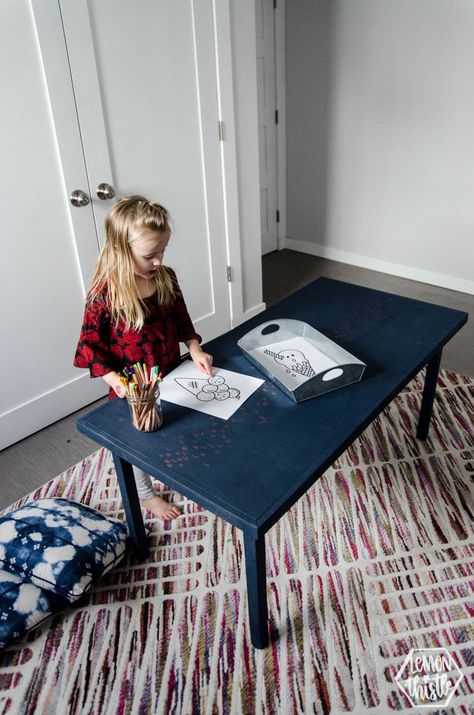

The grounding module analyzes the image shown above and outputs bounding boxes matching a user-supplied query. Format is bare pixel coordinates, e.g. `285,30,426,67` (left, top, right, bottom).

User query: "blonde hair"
90,195,176,330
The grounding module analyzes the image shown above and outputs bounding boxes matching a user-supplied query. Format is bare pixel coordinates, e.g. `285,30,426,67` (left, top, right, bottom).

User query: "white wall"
286,0,474,294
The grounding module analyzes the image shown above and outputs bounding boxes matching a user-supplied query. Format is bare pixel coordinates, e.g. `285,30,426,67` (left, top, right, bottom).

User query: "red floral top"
74,271,201,398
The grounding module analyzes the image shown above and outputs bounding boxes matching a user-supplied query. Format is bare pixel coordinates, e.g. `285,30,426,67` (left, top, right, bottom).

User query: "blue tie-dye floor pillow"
0,568,68,649
0,498,129,647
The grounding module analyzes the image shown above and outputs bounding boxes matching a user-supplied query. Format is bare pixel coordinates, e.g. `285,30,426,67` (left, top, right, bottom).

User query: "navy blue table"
77,278,467,648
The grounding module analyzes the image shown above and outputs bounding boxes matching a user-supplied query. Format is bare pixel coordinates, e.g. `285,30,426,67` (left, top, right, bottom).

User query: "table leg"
243,531,269,649
416,350,442,440
113,454,150,559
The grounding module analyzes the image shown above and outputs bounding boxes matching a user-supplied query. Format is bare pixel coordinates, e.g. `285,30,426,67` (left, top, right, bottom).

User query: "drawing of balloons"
214,390,230,400
197,391,214,401
228,388,240,399
209,375,225,385
216,383,229,392
202,383,218,392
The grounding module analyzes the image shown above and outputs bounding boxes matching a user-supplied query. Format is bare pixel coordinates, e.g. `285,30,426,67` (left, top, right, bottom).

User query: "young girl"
74,195,213,520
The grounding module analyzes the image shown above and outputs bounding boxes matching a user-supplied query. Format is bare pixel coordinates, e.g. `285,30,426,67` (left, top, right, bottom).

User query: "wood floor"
1,250,472,510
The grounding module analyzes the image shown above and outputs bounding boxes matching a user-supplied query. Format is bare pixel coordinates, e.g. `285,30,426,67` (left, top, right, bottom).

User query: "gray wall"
286,0,474,292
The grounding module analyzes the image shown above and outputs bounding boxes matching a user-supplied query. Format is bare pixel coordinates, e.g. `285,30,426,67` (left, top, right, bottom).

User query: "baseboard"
232,302,266,328
0,373,108,450
282,238,474,296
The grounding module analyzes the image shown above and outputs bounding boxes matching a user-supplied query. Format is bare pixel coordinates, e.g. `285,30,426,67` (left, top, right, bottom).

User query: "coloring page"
249,337,338,390
159,361,264,420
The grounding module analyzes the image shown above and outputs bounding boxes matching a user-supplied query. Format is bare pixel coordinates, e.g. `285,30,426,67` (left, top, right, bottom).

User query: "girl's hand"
193,350,213,376
187,340,213,376
113,382,127,398
103,371,127,398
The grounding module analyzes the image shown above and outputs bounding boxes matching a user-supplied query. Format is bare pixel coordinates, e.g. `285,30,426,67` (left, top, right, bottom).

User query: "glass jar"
126,386,163,432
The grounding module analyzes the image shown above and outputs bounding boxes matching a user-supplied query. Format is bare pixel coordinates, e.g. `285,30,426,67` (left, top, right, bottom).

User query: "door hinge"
218,121,225,142
276,210,280,223
226,265,232,282
275,109,279,125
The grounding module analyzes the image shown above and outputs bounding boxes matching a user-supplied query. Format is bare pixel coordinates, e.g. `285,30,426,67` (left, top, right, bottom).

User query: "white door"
58,0,231,343
256,0,278,255
0,2,106,451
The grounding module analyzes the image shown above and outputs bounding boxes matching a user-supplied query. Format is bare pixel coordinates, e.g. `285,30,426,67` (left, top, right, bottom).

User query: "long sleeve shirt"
74,272,201,395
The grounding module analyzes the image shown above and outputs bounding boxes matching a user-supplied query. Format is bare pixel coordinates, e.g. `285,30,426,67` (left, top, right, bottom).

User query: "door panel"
60,0,231,342
256,0,278,255
0,1,106,450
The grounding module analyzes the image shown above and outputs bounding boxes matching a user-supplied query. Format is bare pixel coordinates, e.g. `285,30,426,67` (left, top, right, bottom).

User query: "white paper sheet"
249,336,338,390
159,361,264,420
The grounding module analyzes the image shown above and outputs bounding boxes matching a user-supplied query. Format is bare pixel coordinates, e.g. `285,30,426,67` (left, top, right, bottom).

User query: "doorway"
256,0,285,256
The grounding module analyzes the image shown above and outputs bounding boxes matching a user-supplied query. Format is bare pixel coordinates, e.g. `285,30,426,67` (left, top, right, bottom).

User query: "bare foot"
141,495,180,520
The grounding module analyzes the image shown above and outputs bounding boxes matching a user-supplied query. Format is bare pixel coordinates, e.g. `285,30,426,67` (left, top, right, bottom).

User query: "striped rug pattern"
0,370,472,714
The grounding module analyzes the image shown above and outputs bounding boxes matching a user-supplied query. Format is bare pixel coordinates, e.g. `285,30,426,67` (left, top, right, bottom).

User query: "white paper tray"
237,319,366,403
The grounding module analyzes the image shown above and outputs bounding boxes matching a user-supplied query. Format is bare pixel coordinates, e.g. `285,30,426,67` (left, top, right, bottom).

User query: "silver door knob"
96,182,116,200
70,189,90,207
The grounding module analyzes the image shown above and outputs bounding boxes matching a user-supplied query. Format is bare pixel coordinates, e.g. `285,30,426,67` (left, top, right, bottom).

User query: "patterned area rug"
0,370,473,714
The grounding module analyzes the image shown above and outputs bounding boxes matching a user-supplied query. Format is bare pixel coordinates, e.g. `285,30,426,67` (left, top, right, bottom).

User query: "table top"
77,278,468,535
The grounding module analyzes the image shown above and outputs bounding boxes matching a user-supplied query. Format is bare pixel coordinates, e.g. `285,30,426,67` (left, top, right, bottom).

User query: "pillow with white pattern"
0,498,129,602
0,567,67,649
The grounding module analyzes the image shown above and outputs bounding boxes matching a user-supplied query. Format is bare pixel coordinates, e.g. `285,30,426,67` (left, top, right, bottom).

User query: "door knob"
96,183,116,200
70,189,90,207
